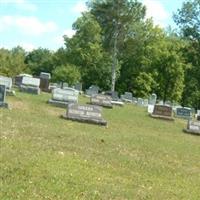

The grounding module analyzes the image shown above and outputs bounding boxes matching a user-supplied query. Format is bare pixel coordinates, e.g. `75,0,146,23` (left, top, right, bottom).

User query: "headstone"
148,105,154,114
149,93,157,105
184,120,200,135
75,83,82,91
49,83,58,91
14,74,32,86
39,72,51,92
85,85,99,96
175,107,192,120
90,94,113,108
48,87,79,107
0,84,8,108
143,99,149,107
0,76,15,95
158,100,164,105
137,98,144,106
61,104,107,126
20,77,40,94
197,110,200,121
63,82,69,89
151,105,173,120
165,100,172,106
121,92,133,103
132,97,137,104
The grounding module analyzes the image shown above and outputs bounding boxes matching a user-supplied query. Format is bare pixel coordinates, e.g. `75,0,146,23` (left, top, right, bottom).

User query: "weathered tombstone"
39,72,51,92
158,100,164,105
151,105,174,120
148,93,157,105
85,85,99,96
14,74,32,86
20,77,40,94
197,110,200,121
0,84,8,108
63,82,69,89
147,104,154,114
184,120,200,135
165,100,172,106
143,99,148,107
61,104,107,126
175,107,192,120
0,76,15,95
121,92,133,103
137,98,144,106
48,87,79,107
110,91,124,106
132,97,137,104
75,83,82,91
90,94,113,108
49,83,58,91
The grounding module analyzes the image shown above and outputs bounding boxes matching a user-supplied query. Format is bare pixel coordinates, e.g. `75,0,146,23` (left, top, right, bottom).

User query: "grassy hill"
0,91,200,200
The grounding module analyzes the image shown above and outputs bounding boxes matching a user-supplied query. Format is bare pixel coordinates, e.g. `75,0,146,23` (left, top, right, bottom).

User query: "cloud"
0,15,58,36
18,42,35,51
72,1,87,13
0,0,37,11
142,0,169,27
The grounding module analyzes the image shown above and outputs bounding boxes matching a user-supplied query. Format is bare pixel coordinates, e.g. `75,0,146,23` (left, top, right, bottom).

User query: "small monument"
151,105,174,120
14,74,32,86
61,104,107,126
39,72,51,92
137,98,144,106
149,93,157,105
0,75,15,95
90,94,113,108
175,107,192,120
75,83,82,92
184,120,200,135
111,91,124,106
143,99,149,107
85,85,99,96
121,92,133,103
48,87,79,107
20,77,40,94
0,84,8,108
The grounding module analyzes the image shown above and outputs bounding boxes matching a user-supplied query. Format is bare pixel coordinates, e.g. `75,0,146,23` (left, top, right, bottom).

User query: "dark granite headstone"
62,104,107,126
175,107,192,119
184,120,200,135
90,94,113,108
0,84,8,108
39,72,51,92
151,105,173,120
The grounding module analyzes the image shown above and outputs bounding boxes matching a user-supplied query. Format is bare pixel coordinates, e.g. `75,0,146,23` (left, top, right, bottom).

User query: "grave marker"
61,104,107,126
90,94,113,108
151,105,173,120
40,72,51,92
20,77,40,94
0,84,8,108
121,92,133,103
175,107,192,120
184,120,200,135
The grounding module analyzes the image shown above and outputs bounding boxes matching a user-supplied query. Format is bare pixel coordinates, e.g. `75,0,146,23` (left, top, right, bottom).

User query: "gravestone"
0,84,8,108
63,82,69,89
197,110,200,121
49,83,58,91
148,105,154,114
143,99,148,107
110,91,124,106
137,98,144,106
85,85,99,96
90,94,113,108
151,105,173,120
184,120,200,135
20,77,40,94
39,72,51,92
75,83,82,91
48,87,79,107
121,92,133,103
14,74,32,86
149,93,157,105
132,97,137,104
175,107,192,120
0,76,15,95
61,104,107,126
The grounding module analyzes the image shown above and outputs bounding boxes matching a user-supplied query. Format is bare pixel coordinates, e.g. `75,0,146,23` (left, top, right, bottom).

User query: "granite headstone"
184,120,200,135
90,94,113,108
151,105,173,120
20,77,40,94
175,107,192,120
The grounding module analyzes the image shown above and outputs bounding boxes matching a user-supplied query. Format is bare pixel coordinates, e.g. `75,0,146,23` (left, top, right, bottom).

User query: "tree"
174,0,200,109
89,0,146,91
52,64,80,87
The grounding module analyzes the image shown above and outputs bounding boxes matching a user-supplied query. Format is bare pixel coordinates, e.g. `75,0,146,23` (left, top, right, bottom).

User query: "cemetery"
0,0,200,199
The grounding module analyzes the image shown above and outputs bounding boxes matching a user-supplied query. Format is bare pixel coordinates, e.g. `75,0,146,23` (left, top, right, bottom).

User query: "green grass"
0,91,200,200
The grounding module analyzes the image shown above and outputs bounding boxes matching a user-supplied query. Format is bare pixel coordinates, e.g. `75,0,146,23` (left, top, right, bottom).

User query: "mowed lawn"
0,91,200,200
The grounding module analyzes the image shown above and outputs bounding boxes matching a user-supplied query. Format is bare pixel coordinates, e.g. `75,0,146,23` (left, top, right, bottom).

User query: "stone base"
48,99,74,108
61,114,107,126
0,102,9,108
150,114,174,121
111,100,124,106
183,129,200,136
20,86,40,95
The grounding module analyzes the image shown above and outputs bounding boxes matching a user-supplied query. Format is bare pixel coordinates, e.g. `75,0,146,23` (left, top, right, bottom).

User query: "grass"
0,91,200,200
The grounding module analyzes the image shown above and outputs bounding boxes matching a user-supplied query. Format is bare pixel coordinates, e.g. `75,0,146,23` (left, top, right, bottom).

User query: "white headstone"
0,76,12,89
148,105,154,114
22,77,40,87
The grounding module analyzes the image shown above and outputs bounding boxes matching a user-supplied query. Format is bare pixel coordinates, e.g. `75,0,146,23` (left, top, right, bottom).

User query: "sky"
0,0,185,51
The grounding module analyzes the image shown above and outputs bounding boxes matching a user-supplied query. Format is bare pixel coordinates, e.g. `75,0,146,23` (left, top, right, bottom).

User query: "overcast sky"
0,0,185,51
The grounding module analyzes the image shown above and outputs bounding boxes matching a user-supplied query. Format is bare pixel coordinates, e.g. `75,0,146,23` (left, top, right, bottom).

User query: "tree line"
0,0,199,109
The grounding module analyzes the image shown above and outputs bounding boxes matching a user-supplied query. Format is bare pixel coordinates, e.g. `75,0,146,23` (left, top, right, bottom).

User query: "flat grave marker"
175,107,192,120
90,94,113,108
151,105,174,120
184,120,200,135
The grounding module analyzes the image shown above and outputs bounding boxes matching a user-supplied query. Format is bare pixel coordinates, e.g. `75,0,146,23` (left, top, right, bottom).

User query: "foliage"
52,64,80,86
